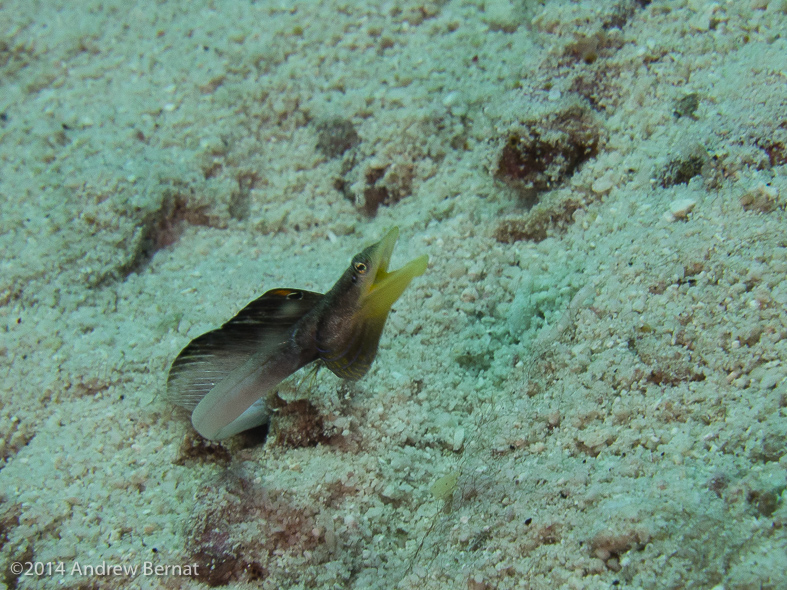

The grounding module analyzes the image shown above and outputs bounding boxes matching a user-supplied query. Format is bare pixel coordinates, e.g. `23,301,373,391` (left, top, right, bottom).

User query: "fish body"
166,227,427,440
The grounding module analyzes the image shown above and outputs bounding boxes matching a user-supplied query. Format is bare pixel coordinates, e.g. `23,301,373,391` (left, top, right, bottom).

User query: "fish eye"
286,291,303,300
354,262,367,274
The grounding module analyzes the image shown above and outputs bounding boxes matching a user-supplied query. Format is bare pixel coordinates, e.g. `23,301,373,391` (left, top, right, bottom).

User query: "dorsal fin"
166,289,322,410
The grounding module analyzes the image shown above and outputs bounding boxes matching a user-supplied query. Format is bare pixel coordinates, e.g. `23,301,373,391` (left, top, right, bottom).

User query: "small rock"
667,198,697,221
483,0,519,32
740,183,778,213
442,91,468,117
591,175,614,194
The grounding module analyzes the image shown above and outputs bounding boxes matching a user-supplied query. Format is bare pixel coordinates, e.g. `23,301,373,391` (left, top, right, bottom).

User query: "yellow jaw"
362,227,429,318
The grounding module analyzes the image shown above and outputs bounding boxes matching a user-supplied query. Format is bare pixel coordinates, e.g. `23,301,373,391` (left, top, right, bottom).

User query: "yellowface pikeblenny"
166,227,428,440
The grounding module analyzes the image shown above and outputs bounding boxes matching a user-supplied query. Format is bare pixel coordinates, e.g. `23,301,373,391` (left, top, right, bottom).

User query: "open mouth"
364,227,429,317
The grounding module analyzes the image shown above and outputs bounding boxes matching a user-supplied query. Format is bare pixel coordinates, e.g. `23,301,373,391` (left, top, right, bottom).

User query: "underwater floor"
1,0,786,588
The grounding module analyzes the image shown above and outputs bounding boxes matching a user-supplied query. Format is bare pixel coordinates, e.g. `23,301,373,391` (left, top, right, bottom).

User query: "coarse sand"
1,0,786,588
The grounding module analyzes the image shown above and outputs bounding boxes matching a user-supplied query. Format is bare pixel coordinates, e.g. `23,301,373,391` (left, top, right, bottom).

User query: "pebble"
592,175,614,194
666,198,697,221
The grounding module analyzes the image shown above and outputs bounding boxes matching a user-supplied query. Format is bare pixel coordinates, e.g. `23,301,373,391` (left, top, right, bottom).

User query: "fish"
166,227,428,440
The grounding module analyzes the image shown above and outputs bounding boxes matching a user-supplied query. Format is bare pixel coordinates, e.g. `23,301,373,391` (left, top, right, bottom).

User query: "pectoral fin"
166,289,322,411
189,344,303,440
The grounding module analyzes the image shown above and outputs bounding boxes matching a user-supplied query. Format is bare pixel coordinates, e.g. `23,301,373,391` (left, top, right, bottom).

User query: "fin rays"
166,289,322,411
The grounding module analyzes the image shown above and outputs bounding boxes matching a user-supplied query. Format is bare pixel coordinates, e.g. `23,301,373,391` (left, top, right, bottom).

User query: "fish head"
316,227,428,379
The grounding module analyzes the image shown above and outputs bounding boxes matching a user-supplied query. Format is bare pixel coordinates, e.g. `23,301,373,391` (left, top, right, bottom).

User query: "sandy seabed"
1,0,786,588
